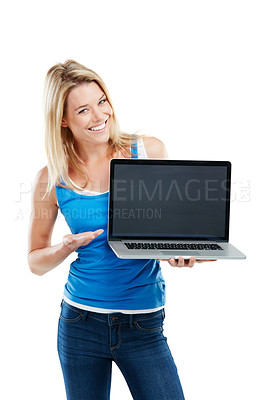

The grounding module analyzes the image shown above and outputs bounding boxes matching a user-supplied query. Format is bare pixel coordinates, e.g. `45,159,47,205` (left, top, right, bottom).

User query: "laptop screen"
108,160,231,242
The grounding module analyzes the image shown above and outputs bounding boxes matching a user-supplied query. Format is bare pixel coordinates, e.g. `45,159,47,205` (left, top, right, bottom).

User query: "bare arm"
143,136,168,159
28,167,103,276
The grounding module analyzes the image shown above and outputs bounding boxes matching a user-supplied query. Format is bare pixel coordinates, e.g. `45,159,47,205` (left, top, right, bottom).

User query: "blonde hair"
44,59,138,193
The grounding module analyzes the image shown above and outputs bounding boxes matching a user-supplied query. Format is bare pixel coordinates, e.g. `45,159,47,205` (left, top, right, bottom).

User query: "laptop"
108,159,246,260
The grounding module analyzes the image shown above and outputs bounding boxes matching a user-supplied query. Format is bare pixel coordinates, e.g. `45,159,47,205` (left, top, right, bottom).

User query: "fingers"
168,256,196,268
62,235,72,246
187,257,196,267
62,229,104,249
156,257,217,266
80,229,104,241
92,229,104,236
77,229,104,240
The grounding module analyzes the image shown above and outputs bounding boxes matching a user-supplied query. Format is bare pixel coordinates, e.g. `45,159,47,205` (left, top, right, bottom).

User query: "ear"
61,119,68,128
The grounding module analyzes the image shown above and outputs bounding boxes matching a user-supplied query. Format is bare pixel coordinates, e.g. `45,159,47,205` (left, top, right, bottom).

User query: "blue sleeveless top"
55,142,166,311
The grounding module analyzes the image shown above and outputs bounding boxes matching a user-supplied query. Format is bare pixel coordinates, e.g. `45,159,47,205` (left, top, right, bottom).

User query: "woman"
28,60,198,400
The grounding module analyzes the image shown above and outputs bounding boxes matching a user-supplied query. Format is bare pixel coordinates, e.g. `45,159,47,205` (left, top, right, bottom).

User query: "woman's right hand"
62,229,104,253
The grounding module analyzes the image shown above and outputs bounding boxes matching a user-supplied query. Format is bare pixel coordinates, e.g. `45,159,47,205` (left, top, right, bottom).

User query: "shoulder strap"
130,135,138,159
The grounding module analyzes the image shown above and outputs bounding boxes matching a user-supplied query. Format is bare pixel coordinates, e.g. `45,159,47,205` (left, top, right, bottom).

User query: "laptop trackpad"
160,251,201,257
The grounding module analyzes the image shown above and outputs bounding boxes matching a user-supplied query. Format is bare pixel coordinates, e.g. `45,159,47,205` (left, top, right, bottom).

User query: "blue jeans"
57,300,185,400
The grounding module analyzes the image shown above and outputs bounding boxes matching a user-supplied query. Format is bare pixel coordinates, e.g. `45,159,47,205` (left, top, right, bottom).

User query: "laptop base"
108,241,246,260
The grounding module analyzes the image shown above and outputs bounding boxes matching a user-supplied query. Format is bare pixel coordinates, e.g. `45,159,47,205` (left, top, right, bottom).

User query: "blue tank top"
55,142,166,311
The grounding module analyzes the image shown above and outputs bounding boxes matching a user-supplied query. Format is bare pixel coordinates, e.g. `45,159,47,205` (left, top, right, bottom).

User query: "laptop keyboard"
124,243,223,251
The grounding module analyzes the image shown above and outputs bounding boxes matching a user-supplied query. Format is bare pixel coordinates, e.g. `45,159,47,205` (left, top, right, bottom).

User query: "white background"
1,0,265,399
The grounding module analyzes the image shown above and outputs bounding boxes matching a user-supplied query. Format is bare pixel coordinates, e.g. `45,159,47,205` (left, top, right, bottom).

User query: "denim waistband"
61,299,165,326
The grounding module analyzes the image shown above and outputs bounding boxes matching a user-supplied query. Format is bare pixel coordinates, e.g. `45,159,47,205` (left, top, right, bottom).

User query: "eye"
78,108,88,114
99,98,107,105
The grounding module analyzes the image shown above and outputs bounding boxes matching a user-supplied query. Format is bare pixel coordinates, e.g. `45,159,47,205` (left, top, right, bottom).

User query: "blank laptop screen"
109,161,231,241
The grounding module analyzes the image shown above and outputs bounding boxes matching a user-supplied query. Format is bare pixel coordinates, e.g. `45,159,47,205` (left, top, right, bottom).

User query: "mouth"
88,118,109,133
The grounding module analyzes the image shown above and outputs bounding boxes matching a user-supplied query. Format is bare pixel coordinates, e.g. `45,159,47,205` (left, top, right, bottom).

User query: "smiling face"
62,81,113,147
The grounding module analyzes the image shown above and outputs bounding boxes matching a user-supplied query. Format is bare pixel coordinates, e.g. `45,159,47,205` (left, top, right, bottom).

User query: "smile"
88,118,108,132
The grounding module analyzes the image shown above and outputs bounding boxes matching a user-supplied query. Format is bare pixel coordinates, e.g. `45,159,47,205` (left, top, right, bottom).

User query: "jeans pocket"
134,311,164,333
59,301,84,322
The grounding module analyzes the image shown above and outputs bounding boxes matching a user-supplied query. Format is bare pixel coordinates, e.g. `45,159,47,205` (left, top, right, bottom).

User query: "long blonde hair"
44,59,138,193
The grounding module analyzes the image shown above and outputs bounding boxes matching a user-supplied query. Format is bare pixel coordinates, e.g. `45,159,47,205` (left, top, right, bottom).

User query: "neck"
74,140,111,164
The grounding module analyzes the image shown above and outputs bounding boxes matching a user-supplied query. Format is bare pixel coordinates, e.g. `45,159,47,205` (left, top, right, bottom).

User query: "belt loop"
82,310,88,323
129,314,134,329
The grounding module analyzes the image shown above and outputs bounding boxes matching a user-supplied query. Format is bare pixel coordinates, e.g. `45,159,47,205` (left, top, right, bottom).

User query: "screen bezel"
108,159,231,242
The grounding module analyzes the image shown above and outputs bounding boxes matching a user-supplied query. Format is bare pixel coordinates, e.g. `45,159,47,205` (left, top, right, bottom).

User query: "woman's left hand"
156,257,217,268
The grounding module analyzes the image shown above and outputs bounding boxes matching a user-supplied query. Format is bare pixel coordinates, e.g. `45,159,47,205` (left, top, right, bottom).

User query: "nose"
91,106,104,122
